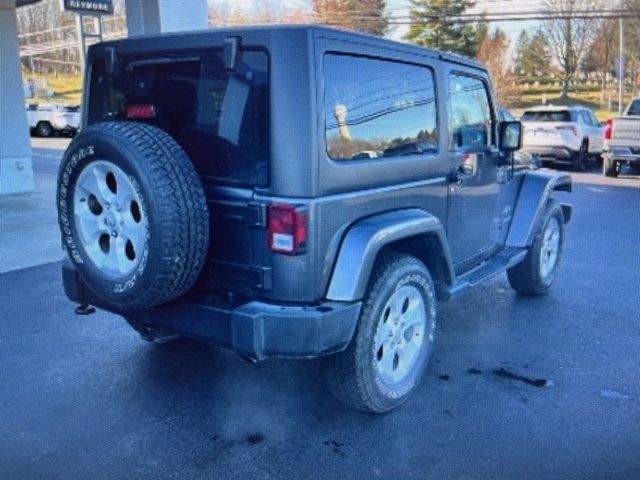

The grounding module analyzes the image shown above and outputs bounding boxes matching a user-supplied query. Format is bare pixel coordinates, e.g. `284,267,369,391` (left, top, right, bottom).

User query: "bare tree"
544,0,601,98
476,28,519,105
582,19,617,102
625,0,640,96
312,0,387,36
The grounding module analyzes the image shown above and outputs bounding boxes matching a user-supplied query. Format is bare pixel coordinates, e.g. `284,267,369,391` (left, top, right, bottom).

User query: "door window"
324,54,438,161
448,74,493,150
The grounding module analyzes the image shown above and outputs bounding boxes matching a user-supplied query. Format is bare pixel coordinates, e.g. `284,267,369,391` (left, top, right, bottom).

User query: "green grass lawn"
24,73,83,105
509,83,636,120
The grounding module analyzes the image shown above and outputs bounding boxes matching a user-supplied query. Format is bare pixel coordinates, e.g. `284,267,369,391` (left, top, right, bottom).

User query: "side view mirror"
499,121,522,152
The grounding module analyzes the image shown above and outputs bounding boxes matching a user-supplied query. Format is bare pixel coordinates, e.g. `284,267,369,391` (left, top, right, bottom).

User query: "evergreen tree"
527,29,552,76
404,0,483,58
514,31,531,75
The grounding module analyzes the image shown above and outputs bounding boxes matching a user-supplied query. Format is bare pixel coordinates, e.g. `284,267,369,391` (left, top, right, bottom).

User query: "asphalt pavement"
0,138,70,273
1,145,639,479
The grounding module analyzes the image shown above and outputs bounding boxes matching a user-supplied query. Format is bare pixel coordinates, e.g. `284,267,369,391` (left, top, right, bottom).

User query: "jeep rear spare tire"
57,121,209,310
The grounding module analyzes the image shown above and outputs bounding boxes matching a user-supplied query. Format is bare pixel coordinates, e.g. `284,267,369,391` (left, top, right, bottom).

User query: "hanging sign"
60,0,114,15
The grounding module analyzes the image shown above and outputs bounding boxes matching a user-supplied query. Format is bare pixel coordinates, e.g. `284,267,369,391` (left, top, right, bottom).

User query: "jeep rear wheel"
507,200,565,296
326,254,436,413
57,121,209,310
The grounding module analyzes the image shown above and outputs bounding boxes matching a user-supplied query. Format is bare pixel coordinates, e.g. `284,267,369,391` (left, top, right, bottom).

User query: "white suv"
520,105,603,170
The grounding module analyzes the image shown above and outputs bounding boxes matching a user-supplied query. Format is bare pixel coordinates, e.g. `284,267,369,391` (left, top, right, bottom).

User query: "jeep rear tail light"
126,104,156,119
604,118,613,140
268,204,307,255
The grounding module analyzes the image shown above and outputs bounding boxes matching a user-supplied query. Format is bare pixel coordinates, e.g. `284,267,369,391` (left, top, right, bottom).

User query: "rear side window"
88,50,269,187
448,74,493,149
578,111,594,125
324,54,438,161
627,100,640,115
521,110,571,122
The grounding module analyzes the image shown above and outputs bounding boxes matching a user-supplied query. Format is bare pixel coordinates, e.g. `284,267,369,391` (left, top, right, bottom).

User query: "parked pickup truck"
26,103,81,137
57,26,572,413
603,98,640,177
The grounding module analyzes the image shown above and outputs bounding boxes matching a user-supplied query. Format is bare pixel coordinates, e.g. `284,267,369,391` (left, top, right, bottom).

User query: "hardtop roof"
96,24,486,71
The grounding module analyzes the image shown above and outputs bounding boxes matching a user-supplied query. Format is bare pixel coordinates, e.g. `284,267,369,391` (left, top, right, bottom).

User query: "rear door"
445,72,501,270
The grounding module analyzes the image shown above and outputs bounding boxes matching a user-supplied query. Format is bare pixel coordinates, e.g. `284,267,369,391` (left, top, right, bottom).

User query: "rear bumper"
522,145,577,162
603,148,640,163
62,260,360,360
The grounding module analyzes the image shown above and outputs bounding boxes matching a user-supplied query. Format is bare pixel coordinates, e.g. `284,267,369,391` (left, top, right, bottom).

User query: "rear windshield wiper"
125,56,201,71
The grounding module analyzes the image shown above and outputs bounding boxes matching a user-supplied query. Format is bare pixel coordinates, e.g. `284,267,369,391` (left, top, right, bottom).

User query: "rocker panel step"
444,248,527,300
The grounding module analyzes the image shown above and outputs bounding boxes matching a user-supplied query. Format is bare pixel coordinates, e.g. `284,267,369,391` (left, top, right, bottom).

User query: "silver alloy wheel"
73,160,148,279
539,216,561,280
373,285,427,385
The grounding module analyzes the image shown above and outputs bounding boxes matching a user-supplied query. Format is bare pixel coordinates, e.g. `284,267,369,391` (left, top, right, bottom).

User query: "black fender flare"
506,171,572,248
326,209,455,302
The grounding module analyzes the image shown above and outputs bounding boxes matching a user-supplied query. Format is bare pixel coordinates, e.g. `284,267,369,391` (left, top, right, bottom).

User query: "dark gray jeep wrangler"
58,26,572,413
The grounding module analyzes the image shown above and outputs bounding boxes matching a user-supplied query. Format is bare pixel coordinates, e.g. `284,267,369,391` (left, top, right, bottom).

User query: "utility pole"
619,0,625,114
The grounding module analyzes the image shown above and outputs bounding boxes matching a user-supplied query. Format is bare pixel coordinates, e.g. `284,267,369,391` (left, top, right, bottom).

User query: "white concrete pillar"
0,0,34,195
125,0,208,36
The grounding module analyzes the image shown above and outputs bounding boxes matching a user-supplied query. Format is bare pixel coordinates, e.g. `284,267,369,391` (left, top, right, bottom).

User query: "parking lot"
1,141,639,479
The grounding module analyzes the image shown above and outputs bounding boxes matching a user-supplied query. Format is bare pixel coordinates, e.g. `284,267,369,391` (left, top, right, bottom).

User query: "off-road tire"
326,253,437,413
57,121,209,310
37,121,53,137
603,157,619,177
507,200,565,296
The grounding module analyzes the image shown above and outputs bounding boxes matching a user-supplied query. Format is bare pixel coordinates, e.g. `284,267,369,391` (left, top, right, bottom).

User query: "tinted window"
521,110,571,122
579,111,593,125
89,50,269,187
324,54,438,161
627,100,640,115
448,74,493,149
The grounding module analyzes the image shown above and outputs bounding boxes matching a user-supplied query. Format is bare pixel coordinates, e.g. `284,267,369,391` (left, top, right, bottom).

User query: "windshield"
521,110,571,122
88,49,269,187
499,108,515,121
627,100,640,116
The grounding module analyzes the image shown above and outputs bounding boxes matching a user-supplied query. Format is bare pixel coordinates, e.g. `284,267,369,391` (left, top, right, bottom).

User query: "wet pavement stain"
493,368,551,388
324,439,346,457
247,433,265,445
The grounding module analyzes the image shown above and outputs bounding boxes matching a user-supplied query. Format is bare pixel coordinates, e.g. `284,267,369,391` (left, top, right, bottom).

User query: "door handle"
449,165,473,184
